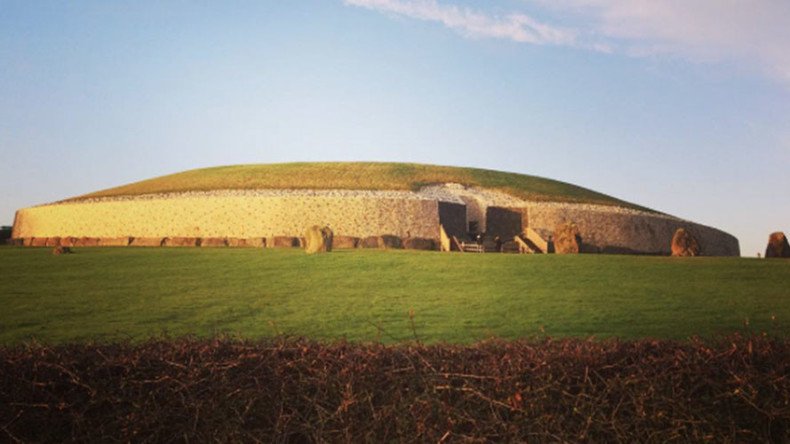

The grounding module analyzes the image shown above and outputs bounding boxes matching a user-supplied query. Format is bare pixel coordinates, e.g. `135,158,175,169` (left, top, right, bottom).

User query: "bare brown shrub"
0,335,787,442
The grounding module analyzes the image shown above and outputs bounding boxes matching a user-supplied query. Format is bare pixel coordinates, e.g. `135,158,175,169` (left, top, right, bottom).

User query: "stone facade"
12,193,441,241
12,186,740,256
522,203,739,256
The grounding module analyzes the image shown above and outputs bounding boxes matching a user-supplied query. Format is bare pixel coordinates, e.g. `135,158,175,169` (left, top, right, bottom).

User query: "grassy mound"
2,335,787,442
70,162,650,210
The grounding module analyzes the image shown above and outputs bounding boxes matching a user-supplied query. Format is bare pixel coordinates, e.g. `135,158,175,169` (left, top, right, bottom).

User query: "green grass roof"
70,162,653,211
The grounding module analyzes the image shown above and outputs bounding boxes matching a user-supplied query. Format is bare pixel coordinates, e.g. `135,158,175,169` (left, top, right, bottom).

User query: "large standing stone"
304,225,333,254
765,232,790,258
671,228,700,257
553,222,581,255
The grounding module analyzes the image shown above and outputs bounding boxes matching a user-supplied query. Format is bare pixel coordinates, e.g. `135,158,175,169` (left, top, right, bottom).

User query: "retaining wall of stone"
12,189,741,256
523,203,740,256
12,195,441,241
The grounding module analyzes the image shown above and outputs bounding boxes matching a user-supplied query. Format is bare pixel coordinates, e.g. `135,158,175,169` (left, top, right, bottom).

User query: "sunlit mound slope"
70,162,653,212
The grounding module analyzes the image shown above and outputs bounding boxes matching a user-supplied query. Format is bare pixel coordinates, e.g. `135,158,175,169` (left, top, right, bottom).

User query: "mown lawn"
0,247,787,344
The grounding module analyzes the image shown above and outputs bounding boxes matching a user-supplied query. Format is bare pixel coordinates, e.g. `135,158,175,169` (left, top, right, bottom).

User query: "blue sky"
1,0,788,256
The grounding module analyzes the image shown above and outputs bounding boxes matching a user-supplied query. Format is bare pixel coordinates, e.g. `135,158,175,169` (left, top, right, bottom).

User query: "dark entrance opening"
485,207,524,240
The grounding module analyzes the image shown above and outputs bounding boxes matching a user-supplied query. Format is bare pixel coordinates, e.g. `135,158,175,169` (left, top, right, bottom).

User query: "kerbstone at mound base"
59,237,77,247
99,237,131,247
163,237,199,247
129,237,163,247
333,236,359,249
75,237,100,247
381,235,403,249
361,236,404,249
270,237,300,248
227,238,265,248
201,238,228,247
361,236,383,249
404,238,436,250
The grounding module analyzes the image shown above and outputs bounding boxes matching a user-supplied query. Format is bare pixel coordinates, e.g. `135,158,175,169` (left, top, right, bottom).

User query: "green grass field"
1,247,787,345
71,162,653,211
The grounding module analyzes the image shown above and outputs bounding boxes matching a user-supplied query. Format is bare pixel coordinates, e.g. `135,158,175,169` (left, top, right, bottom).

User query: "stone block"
76,237,101,247
201,237,228,247
129,237,164,247
30,238,49,247
271,236,300,248
403,237,436,250
59,237,78,247
333,236,359,249
99,237,131,247
162,237,198,247
381,235,403,249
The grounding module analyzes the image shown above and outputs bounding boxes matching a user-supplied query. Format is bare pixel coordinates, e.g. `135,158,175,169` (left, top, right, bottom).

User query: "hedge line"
1,335,788,442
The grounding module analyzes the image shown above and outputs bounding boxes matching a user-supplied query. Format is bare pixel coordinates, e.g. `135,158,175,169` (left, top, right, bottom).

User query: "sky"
1,0,788,256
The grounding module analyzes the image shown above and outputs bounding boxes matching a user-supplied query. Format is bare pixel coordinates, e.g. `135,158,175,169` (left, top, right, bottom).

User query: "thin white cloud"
343,0,577,46
345,0,790,85
538,0,790,83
